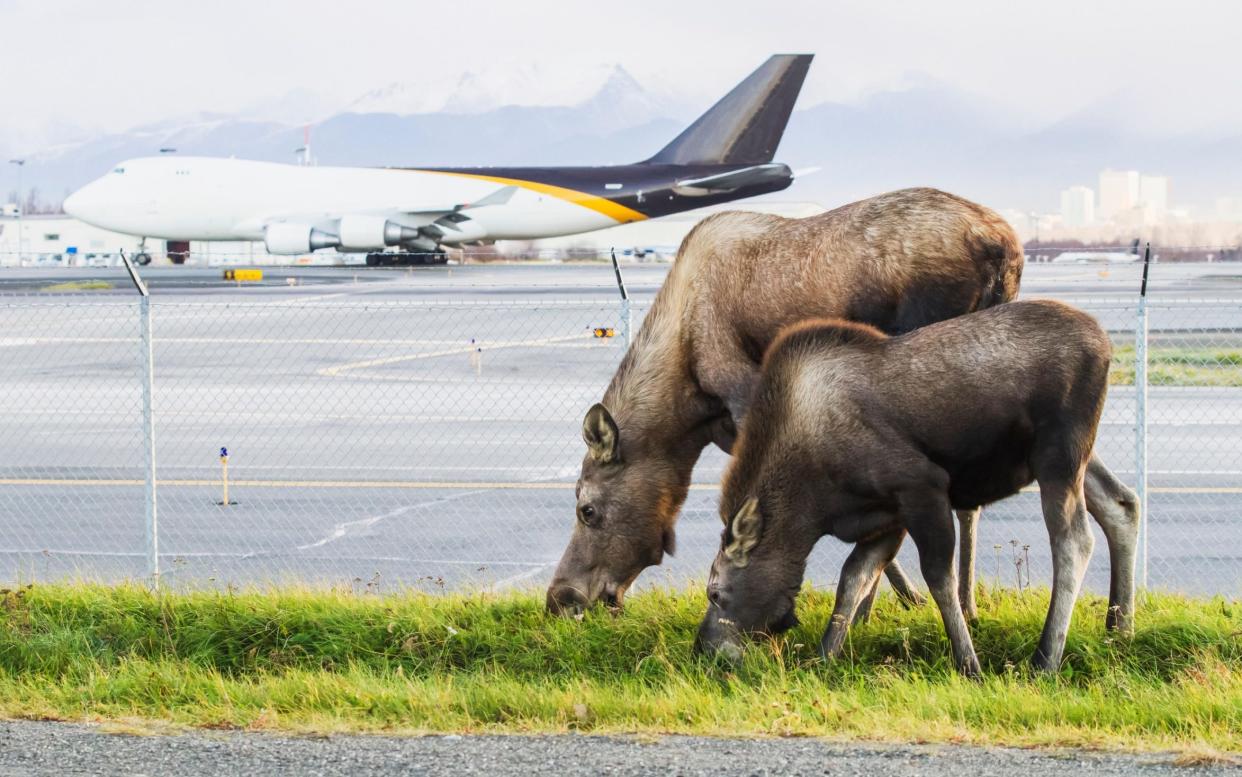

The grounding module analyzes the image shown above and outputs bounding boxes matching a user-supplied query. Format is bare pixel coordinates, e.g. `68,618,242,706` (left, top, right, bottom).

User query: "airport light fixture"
8,159,24,261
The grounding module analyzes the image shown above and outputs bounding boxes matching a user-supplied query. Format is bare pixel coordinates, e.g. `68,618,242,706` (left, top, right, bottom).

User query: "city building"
1097,169,1140,220
1139,175,1170,219
1059,185,1095,227
1216,197,1242,222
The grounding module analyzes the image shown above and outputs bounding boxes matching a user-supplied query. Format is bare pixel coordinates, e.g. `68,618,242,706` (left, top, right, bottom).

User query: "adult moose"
547,188,1138,632
694,301,1117,675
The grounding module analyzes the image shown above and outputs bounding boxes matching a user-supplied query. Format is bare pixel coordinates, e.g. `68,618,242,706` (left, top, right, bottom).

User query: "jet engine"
337,215,422,251
264,223,340,255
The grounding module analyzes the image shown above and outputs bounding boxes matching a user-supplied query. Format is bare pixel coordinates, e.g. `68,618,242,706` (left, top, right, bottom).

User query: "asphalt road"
0,262,1238,595
1,257,1241,300
0,722,1235,777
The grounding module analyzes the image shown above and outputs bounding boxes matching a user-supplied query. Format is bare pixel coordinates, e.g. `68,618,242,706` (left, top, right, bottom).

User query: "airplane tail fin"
644,54,813,166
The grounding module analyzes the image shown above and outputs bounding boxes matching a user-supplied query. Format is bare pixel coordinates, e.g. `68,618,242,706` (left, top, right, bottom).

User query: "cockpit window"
112,167,125,174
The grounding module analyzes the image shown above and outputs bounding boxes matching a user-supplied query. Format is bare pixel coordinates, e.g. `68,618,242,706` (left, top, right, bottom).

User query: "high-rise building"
1098,169,1140,220
1139,175,1170,218
1060,185,1095,227
1216,197,1242,222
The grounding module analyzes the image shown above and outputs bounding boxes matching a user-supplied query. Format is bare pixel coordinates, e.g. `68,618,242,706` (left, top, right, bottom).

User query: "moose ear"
582,403,621,463
724,497,763,568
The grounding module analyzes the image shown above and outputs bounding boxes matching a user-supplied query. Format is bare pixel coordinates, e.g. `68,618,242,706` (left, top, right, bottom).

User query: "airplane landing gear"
365,251,449,267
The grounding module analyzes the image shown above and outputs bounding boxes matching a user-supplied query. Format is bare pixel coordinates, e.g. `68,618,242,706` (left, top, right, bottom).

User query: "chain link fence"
0,279,1238,596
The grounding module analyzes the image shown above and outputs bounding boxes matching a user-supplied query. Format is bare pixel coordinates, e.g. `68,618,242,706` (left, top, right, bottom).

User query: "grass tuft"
1110,344,1242,386
0,583,1238,752
40,280,114,292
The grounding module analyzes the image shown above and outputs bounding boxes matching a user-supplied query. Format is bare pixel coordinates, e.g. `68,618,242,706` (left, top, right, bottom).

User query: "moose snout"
546,581,591,616
694,612,744,663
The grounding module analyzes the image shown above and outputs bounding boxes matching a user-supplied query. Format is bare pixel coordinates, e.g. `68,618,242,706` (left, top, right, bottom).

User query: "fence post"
1135,243,1151,590
610,248,631,351
121,251,159,586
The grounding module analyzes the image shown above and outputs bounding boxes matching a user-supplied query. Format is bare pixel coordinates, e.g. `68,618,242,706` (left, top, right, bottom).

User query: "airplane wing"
395,185,520,216
672,163,792,196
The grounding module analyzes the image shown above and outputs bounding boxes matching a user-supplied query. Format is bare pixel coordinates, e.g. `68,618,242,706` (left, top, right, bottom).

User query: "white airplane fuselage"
60,54,813,257
64,156,619,244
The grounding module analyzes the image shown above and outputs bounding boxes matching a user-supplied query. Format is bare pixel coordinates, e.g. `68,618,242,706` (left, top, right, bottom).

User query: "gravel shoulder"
0,721,1237,776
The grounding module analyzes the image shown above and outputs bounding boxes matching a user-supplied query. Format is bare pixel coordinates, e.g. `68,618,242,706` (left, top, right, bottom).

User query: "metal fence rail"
0,288,1238,596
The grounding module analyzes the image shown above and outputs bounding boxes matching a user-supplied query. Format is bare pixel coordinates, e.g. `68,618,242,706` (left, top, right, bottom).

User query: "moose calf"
694,300,1116,675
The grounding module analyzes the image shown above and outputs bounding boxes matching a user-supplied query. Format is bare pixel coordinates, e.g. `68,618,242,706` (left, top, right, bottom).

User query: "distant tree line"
4,188,64,215
1024,239,1241,262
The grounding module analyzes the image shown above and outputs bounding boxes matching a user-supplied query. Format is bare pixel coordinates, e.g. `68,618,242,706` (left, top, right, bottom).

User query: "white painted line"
296,487,492,551
155,464,567,473
0,478,1238,494
491,562,554,589
317,332,591,377
0,547,542,566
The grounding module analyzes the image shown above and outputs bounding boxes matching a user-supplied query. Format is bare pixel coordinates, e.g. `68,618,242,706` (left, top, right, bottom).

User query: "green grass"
0,584,1239,754
1110,344,1242,387
40,280,114,292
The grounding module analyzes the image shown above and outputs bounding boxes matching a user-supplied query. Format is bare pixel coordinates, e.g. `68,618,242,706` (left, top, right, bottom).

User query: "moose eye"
577,504,598,526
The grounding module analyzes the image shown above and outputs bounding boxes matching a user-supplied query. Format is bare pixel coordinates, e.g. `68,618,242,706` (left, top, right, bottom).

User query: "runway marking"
297,504,415,550
0,478,1239,494
317,332,591,377
297,489,488,551
0,547,543,566
0,336,611,347
491,562,554,589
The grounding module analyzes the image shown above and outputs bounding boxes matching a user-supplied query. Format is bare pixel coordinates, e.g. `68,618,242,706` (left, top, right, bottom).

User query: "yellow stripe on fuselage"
418,169,648,224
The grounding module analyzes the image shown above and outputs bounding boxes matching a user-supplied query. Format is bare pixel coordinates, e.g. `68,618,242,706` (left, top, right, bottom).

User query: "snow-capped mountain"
4,65,1242,216
345,62,670,122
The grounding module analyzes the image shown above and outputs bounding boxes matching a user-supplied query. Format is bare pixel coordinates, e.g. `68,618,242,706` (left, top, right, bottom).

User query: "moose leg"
1084,454,1139,633
901,487,981,677
821,531,906,659
1033,475,1095,672
956,507,982,621
851,574,880,625
854,529,915,624
882,561,926,608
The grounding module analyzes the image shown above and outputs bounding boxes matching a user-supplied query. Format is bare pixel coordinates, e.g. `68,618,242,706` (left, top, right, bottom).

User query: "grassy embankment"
0,584,1238,755
40,280,114,292
1109,344,1242,387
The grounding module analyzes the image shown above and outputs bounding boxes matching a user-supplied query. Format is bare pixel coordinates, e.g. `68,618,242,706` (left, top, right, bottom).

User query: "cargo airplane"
64,55,813,266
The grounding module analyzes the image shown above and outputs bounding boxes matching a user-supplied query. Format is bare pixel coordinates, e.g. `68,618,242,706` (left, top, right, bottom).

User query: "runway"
0,261,1238,595
2,257,1241,300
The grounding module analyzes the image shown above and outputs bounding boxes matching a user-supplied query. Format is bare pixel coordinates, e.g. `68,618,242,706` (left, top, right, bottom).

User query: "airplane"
1050,239,1143,264
63,54,813,266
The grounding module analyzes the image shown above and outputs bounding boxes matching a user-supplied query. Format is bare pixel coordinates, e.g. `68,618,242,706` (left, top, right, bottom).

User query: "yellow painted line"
418,169,648,224
0,479,1238,494
0,337,546,346
317,332,589,377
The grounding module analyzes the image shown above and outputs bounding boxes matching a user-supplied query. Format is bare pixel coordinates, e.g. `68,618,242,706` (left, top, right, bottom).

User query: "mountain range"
2,66,1238,216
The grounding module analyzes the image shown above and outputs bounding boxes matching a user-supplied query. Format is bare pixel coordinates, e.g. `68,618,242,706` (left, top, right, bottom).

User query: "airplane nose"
63,179,106,223
62,187,89,219
62,190,82,218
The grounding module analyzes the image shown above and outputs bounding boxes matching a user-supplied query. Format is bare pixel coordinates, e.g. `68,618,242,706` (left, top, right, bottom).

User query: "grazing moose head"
545,403,690,615
694,497,805,660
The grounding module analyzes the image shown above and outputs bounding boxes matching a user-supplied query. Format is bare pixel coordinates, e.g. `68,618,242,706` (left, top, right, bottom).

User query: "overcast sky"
1,0,1237,146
